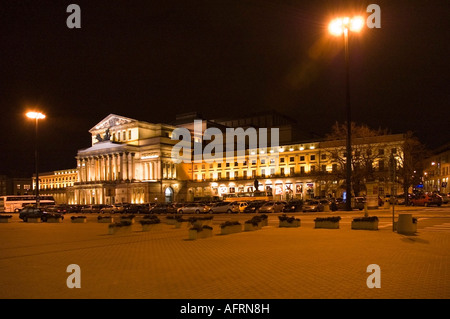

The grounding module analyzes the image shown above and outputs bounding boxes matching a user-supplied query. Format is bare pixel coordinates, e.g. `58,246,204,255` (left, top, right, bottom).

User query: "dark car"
243,201,266,213
282,200,303,212
125,204,150,214
167,203,184,214
19,207,64,222
151,203,171,214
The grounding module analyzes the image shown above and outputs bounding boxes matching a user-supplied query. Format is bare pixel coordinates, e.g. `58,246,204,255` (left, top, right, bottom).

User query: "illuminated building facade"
68,114,186,205
184,134,407,201
37,112,408,205
423,143,450,195
33,169,77,204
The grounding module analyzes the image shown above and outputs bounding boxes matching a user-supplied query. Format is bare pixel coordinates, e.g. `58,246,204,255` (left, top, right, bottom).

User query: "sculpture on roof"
103,128,111,141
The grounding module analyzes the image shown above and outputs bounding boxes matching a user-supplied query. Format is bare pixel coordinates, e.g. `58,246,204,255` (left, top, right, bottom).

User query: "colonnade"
77,152,136,182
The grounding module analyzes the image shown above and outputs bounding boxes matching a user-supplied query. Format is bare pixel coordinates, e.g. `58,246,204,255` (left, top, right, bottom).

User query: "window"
217,172,222,179
218,163,222,168
128,130,132,139
300,166,305,174
202,173,206,180
261,159,266,164
117,132,121,141
270,158,275,164
378,149,384,155
311,165,316,172
321,154,327,160
234,162,238,167
379,160,385,171
300,156,305,161
322,165,327,172
261,169,265,177
280,157,285,163
290,167,295,175
243,171,247,179
280,167,285,176
226,163,230,167
252,170,256,178
310,155,316,161
290,157,295,162
226,172,230,179
332,164,338,172
234,171,238,179
270,168,275,176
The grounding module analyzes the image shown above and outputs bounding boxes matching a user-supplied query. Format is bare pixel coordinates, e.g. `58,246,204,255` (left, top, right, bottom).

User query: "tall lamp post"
26,111,46,208
328,16,364,211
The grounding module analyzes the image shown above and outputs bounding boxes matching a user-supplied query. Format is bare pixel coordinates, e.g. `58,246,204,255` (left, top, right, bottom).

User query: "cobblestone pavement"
0,207,449,299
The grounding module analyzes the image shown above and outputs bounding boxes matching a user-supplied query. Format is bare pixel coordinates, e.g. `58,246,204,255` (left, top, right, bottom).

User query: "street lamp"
26,111,46,208
328,16,364,211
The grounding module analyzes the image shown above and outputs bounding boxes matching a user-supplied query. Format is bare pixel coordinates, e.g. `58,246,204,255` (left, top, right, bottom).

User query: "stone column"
130,153,135,181
119,153,124,181
106,154,112,181
124,152,129,181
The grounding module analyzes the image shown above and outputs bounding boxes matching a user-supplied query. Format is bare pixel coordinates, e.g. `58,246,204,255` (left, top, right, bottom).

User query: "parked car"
353,197,366,210
19,207,64,222
337,197,365,210
258,201,285,213
440,193,449,204
80,204,107,214
302,200,324,212
410,193,443,207
282,200,303,212
208,201,239,214
166,203,184,214
178,203,210,214
237,202,248,213
45,205,69,214
151,203,172,214
125,204,150,214
243,201,266,213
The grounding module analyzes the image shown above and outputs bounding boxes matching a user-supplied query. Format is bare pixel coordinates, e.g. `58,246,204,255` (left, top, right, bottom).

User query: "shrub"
353,216,378,222
71,215,86,220
314,216,341,223
278,214,300,223
220,221,241,229
139,218,160,225
109,220,132,228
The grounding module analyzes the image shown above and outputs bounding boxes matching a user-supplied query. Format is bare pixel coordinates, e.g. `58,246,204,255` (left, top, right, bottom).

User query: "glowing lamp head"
329,16,365,36
26,111,46,119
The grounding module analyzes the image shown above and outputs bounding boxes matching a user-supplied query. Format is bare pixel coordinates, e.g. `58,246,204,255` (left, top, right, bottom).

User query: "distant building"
32,169,78,204
423,143,450,194
0,175,32,196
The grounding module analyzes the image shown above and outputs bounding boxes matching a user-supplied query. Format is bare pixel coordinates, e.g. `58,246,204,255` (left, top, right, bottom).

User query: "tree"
323,122,392,197
396,131,428,205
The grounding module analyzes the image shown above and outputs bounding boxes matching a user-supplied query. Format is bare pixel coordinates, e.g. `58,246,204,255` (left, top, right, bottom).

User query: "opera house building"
34,112,406,205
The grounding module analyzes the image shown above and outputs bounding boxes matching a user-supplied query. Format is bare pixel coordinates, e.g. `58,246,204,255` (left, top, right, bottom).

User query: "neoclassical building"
67,114,187,205
38,112,409,205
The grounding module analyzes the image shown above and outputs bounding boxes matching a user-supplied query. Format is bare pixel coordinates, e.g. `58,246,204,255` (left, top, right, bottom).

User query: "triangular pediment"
89,114,137,132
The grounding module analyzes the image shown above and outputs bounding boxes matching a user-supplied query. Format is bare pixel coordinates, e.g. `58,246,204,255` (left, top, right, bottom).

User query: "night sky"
1,0,449,177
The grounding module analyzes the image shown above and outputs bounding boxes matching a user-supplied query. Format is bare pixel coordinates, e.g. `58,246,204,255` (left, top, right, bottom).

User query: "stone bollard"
397,213,417,235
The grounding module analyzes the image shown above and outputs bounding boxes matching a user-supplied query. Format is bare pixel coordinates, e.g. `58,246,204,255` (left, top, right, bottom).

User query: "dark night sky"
1,0,449,177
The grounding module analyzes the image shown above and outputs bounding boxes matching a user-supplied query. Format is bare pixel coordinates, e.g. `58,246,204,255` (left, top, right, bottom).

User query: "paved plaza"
0,206,449,299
